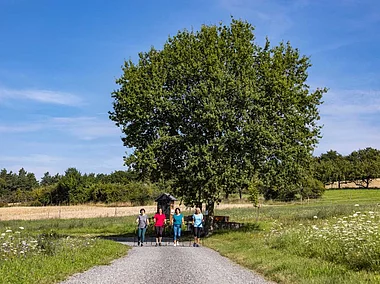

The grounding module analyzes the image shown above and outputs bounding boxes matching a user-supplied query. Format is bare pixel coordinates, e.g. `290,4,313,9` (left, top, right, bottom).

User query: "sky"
0,0,379,180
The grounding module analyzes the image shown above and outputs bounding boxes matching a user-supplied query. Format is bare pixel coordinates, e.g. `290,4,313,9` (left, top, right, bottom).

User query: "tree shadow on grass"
206,222,261,237
99,229,196,245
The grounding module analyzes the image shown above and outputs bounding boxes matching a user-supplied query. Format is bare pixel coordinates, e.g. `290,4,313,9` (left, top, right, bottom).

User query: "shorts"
193,226,202,238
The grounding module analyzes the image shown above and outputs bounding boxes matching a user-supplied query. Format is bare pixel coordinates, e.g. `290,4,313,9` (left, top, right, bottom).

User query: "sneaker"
137,242,140,246
193,243,196,247
155,243,158,247
141,243,143,247
196,244,200,247
174,243,176,247
159,243,162,246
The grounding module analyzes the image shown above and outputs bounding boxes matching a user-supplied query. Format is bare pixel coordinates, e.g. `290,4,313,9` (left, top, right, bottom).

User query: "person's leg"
196,227,201,246
141,228,146,244
137,228,142,245
155,226,159,245
193,227,198,246
177,226,181,245
173,225,178,245
159,226,163,245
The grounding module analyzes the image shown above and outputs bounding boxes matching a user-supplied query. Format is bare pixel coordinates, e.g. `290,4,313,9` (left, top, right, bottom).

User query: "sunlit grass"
0,226,129,284
207,189,380,283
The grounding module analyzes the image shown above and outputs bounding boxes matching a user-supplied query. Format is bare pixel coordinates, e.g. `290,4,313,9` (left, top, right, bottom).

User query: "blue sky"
0,0,379,180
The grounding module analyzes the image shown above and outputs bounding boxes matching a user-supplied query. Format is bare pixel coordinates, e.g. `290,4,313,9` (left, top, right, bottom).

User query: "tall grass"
207,189,380,283
0,225,129,284
0,215,137,237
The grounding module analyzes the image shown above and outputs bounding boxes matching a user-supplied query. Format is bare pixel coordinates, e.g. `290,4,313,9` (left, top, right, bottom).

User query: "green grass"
319,189,380,204
205,231,380,284
0,189,379,283
0,217,133,284
0,238,128,284
0,215,137,237
205,189,380,284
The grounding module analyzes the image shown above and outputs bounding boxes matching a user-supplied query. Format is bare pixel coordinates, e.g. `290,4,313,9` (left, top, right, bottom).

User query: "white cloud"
217,0,309,40
0,154,64,165
0,115,121,140
0,124,43,133
315,88,380,155
0,153,126,180
320,89,380,115
51,116,121,140
0,87,82,106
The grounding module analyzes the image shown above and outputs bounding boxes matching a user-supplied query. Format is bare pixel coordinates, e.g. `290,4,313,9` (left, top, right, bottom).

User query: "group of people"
135,207,204,247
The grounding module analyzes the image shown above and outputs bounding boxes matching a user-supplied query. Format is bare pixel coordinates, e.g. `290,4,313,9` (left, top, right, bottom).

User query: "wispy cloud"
51,116,121,140
217,0,309,39
0,115,121,140
320,89,380,116
0,154,64,165
0,87,82,106
0,153,125,180
0,124,43,133
316,88,380,155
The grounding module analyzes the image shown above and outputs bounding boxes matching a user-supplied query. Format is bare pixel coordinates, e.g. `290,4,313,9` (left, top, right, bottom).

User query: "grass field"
206,189,380,284
0,189,379,283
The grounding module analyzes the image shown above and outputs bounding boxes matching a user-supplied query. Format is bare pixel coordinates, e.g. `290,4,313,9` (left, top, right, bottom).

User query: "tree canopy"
110,19,326,214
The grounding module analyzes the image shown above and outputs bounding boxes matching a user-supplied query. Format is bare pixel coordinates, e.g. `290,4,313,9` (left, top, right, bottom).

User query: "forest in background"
1,147,379,207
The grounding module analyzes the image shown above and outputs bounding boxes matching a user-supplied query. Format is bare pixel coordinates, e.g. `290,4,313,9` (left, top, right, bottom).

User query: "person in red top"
153,208,166,246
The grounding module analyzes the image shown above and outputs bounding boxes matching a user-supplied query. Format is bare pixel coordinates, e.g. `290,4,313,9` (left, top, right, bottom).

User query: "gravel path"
61,240,273,284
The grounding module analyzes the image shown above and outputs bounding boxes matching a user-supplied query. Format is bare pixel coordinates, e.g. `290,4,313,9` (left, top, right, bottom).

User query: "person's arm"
182,216,185,225
136,217,139,224
146,217,149,226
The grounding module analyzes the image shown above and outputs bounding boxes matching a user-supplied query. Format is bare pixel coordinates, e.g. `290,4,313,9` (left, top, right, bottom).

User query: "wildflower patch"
267,209,380,271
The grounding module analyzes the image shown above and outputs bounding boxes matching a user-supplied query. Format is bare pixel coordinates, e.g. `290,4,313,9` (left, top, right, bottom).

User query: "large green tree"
110,19,326,222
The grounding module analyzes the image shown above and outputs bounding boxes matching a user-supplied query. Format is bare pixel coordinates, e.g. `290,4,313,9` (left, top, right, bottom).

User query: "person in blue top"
171,208,184,246
192,207,204,247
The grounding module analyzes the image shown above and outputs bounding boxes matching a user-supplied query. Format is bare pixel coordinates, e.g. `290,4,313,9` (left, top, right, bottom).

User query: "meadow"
206,189,380,283
0,189,379,283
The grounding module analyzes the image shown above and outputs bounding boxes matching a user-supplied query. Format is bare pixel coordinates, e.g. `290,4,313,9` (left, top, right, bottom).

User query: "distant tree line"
0,167,162,206
0,147,378,206
313,147,380,189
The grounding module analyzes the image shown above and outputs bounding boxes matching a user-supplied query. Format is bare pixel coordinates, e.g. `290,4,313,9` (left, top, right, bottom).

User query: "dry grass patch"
0,203,255,221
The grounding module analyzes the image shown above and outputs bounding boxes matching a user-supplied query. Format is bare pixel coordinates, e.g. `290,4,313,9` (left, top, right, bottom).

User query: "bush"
89,183,128,203
301,177,325,199
126,181,157,205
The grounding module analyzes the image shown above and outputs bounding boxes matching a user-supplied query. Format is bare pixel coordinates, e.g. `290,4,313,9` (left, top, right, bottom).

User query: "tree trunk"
366,177,370,188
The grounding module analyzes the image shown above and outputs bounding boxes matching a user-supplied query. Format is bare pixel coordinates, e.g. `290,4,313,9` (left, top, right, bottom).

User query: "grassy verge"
205,189,380,283
205,230,379,284
0,215,137,237
0,189,379,283
0,237,128,284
